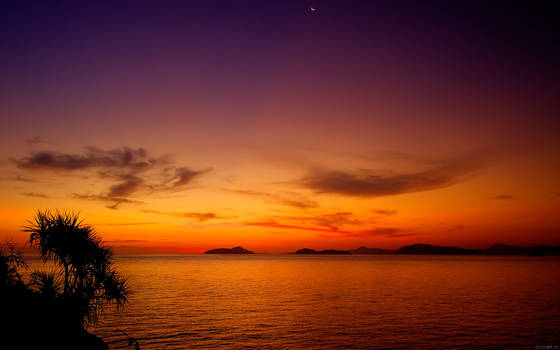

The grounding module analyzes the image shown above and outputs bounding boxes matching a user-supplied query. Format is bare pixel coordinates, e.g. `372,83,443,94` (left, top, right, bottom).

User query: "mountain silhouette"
484,244,527,255
349,247,394,254
395,244,478,255
205,246,254,254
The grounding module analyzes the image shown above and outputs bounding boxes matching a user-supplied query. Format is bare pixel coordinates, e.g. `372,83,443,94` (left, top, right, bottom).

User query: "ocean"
81,255,560,349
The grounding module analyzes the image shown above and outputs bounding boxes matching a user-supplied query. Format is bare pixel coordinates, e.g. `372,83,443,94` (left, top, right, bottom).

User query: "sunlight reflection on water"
58,255,560,349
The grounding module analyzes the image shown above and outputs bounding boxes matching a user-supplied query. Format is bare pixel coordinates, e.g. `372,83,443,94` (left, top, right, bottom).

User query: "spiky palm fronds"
23,210,129,327
30,271,63,299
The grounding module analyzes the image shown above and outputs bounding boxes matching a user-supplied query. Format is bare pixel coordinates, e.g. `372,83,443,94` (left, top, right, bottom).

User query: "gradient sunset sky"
1,1,558,253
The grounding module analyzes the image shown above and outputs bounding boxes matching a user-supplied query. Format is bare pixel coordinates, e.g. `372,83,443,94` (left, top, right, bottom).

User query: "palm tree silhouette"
24,210,129,326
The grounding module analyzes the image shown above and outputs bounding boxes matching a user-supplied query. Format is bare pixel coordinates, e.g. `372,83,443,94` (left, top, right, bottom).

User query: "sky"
1,1,558,253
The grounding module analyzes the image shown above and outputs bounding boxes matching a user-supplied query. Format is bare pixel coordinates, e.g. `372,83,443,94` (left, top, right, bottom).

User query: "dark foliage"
23,210,129,326
0,240,25,287
0,211,136,349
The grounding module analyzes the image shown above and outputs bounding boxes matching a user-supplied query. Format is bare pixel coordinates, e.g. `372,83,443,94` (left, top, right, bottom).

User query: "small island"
395,244,478,255
205,246,254,254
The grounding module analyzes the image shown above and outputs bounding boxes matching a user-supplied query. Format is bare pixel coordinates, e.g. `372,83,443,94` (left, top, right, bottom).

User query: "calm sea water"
79,255,559,348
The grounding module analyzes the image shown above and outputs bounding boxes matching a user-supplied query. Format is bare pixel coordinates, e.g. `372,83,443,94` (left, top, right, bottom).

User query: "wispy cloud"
492,194,514,200
107,174,143,197
104,239,149,243
15,175,36,183
260,212,361,232
93,223,155,226
245,221,349,234
246,216,414,239
21,192,49,198
16,146,158,170
372,209,398,216
72,193,145,210
225,188,318,209
191,211,391,236
312,212,361,230
16,146,211,208
300,152,487,197
445,224,465,233
319,227,417,239
26,136,57,146
141,209,226,222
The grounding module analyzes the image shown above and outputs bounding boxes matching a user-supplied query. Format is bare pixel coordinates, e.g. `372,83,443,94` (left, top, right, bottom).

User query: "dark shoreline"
2,284,108,349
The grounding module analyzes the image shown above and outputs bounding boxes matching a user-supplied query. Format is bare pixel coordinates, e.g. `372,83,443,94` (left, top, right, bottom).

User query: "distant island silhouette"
205,246,254,254
484,244,528,255
290,244,560,256
395,244,478,255
350,247,394,254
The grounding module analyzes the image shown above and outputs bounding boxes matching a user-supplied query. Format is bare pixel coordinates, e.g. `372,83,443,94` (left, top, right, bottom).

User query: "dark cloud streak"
107,175,144,197
141,209,225,222
21,192,49,198
319,227,418,239
17,146,211,209
492,194,514,200
94,223,155,227
72,193,144,210
25,136,57,146
246,220,415,239
372,209,398,216
300,153,487,197
15,176,36,182
226,189,318,209
16,147,158,171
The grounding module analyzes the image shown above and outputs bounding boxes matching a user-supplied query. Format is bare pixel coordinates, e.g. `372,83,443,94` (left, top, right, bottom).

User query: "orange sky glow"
1,2,558,253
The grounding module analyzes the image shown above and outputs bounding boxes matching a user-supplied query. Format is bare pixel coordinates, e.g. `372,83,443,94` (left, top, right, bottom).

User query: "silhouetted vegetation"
0,210,134,349
0,240,25,287
24,210,129,326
